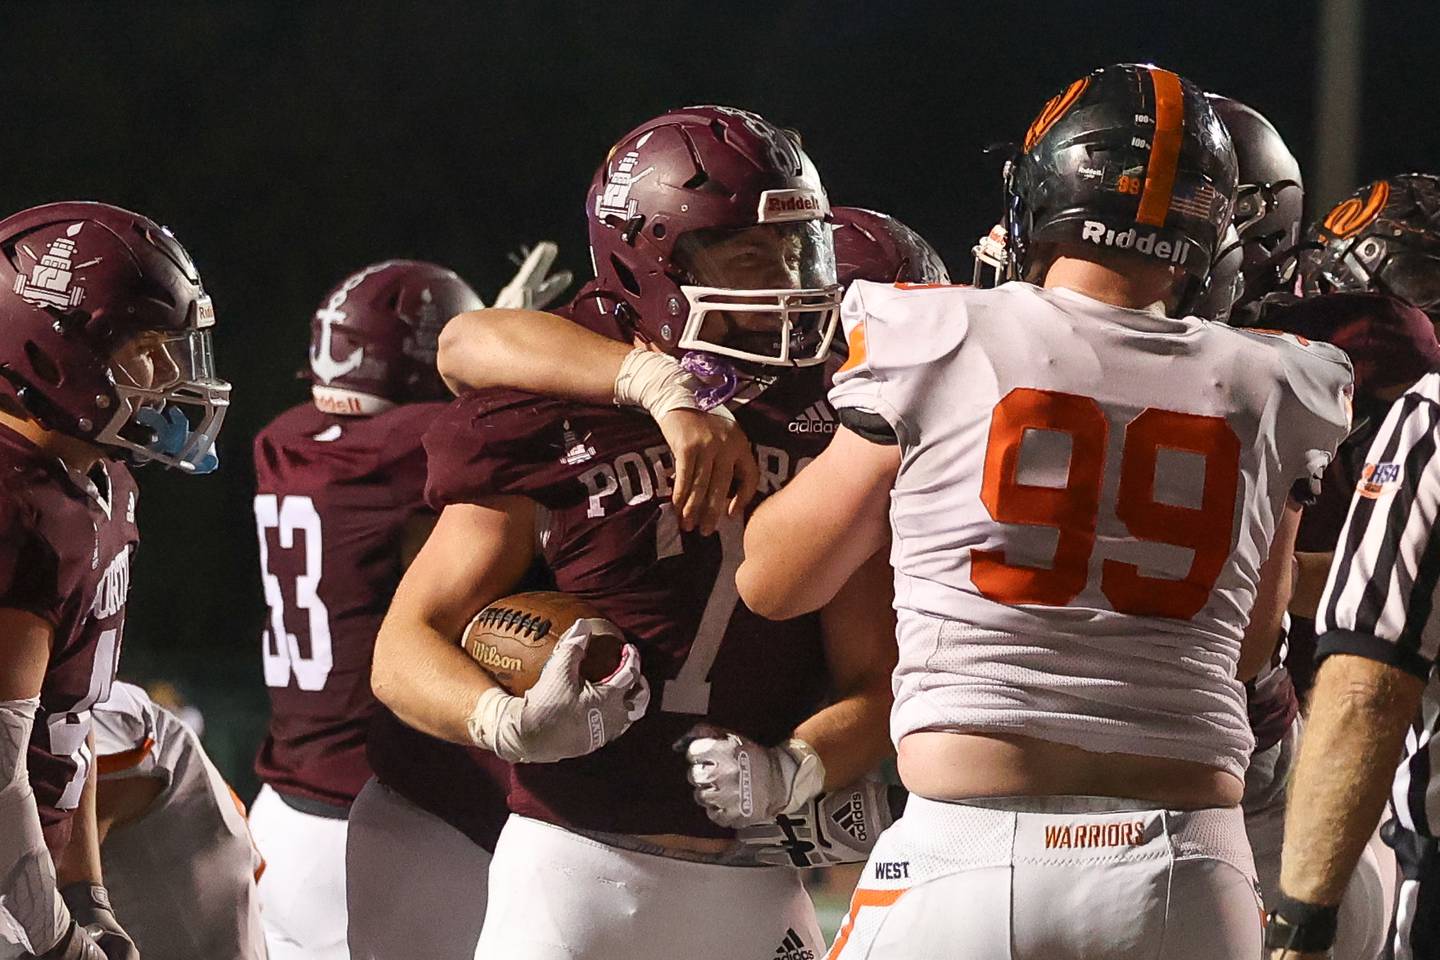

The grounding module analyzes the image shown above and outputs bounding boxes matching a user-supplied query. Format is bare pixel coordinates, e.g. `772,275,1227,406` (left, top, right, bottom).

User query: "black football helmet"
1205,94,1304,324
1191,225,1244,322
1300,173,1440,319
1004,63,1237,311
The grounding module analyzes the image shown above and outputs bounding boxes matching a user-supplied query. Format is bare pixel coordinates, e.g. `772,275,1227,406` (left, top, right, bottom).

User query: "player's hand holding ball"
679,724,825,828
463,593,649,763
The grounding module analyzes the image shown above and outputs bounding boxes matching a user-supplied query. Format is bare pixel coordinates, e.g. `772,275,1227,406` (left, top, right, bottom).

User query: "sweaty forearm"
793,681,895,791
0,698,71,954
371,618,502,747
1280,654,1422,903
437,309,628,399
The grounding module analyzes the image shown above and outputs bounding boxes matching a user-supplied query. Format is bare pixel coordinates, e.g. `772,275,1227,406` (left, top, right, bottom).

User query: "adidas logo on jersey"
788,402,836,434
830,789,868,843
772,928,815,960
1080,220,1189,265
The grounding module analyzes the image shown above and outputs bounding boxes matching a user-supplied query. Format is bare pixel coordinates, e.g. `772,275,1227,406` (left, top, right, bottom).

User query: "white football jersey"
830,280,1352,777
93,683,266,960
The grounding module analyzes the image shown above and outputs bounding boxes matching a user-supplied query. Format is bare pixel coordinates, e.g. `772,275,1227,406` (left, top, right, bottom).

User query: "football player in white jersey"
92,682,266,960
736,64,1354,959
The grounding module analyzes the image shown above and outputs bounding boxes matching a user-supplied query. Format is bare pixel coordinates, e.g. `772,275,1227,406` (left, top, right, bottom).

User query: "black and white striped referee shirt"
1317,372,1440,836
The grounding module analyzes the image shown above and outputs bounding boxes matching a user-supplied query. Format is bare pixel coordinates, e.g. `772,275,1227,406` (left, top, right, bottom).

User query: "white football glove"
737,778,905,868
680,724,825,828
467,618,649,764
493,242,573,310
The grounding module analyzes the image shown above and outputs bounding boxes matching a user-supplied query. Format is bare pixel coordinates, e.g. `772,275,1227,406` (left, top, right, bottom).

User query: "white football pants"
249,784,349,960
828,794,1260,960
345,779,493,960
475,814,824,960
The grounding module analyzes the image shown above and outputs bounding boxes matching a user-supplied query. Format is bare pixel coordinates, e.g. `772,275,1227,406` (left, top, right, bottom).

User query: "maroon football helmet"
832,207,950,286
0,201,228,473
586,105,840,367
309,260,483,415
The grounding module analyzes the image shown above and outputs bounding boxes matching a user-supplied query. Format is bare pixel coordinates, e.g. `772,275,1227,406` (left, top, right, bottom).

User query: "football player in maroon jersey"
0,202,229,960
371,106,899,960
243,260,489,960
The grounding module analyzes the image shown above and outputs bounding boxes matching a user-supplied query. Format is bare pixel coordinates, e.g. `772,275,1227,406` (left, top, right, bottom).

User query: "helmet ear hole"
24,341,62,387
610,255,641,297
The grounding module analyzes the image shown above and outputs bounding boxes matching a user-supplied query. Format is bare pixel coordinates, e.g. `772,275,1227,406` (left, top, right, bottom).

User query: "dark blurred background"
0,0,1426,796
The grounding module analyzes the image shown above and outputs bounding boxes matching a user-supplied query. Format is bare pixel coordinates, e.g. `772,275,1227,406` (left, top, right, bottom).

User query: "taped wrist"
615,348,734,422
465,687,526,763
0,697,72,955
776,738,826,814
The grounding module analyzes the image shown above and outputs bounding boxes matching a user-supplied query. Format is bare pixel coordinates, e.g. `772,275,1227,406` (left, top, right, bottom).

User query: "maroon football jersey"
0,425,138,856
424,366,835,837
251,402,447,808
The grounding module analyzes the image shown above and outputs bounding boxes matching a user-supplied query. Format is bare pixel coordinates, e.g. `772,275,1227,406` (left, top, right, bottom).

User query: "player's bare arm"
93,776,165,845
799,547,898,788
1270,655,1423,960
372,496,645,763
437,308,630,400
682,548,897,829
738,426,898,619
50,731,140,960
438,307,758,534
52,733,102,888
1237,501,1302,681
1288,550,1334,618
371,496,541,744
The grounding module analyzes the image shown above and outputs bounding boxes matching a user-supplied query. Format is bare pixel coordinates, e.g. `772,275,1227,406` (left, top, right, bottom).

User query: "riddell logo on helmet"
1080,220,1189,265
758,188,829,224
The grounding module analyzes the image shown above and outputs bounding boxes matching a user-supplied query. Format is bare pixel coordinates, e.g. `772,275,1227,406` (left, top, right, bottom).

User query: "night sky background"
2,0,1432,793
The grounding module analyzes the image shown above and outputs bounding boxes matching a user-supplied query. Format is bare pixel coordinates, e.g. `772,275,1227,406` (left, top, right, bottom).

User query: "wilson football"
461,591,624,695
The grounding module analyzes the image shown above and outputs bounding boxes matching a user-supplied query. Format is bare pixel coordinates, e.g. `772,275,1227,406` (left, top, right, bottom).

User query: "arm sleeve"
1315,381,1440,680
0,697,70,955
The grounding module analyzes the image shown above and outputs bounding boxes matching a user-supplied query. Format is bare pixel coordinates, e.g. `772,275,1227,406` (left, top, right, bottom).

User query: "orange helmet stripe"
1136,67,1185,227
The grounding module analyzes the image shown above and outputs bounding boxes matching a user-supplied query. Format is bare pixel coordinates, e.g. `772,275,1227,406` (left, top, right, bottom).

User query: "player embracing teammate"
371,105,900,960
739,64,1353,958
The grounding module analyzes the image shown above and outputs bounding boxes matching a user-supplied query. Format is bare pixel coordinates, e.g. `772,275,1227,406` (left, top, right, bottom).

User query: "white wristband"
465,687,515,755
613,348,734,422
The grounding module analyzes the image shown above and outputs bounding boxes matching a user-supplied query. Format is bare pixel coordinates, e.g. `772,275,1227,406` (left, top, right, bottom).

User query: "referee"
1270,377,1440,959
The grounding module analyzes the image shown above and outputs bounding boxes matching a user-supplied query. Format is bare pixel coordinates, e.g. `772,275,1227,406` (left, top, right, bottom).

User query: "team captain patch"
1358,461,1402,499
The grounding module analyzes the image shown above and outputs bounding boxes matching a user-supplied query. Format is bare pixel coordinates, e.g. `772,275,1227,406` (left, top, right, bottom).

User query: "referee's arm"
1272,391,1437,957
